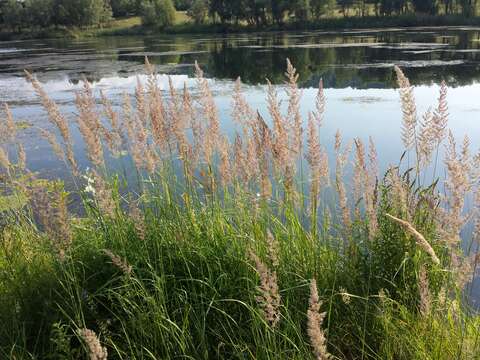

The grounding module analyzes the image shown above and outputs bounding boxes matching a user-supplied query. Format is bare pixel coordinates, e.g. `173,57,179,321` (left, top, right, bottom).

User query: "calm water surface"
1,27,480,302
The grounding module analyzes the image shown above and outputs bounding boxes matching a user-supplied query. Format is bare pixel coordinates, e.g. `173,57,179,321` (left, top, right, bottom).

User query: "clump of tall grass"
0,58,479,359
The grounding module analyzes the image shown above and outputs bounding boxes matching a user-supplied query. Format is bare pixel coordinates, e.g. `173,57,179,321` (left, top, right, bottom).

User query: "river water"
1,27,480,303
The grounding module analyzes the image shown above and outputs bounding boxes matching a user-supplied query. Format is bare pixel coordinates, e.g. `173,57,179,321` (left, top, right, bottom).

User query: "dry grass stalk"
285,59,303,156
129,201,146,240
232,77,256,132
195,61,220,164
248,249,281,328
385,167,409,218
252,113,272,199
2,103,16,142
266,229,279,268
418,109,435,168
17,144,26,171
100,91,123,156
79,328,108,360
307,279,331,360
30,186,72,261
75,80,104,168
418,265,431,316
39,128,65,161
335,131,351,229
0,146,10,169
103,249,132,275
394,66,417,151
313,79,325,128
218,136,232,186
385,213,440,265
91,170,116,218
432,80,449,145
25,71,78,175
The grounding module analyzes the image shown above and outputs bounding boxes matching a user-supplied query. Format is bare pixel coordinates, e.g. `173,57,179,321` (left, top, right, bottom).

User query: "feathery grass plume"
2,103,16,142
432,80,449,145
365,137,379,237
313,79,325,128
100,91,123,156
339,287,351,304
248,249,281,328
195,61,220,164
418,264,431,316
394,66,417,151
418,109,435,168
135,76,148,128
266,229,279,268
253,113,272,199
353,138,366,220
218,136,232,186
307,279,331,360
170,79,192,163
285,58,303,155
385,213,440,265
17,143,26,171
385,167,409,218
30,186,72,261
233,133,249,183
0,146,10,170
39,128,65,161
182,83,202,170
267,79,291,173
103,249,132,275
90,170,116,218
75,80,105,168
335,131,351,229
129,200,145,240
79,328,108,360
25,71,78,175
232,77,256,133
306,113,322,206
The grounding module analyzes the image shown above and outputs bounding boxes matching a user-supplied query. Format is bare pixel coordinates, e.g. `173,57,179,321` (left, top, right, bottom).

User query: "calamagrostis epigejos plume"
39,128,65,161
385,213,440,265
307,279,331,360
266,229,279,268
30,186,72,261
100,91,123,157
267,79,290,172
79,328,108,360
418,264,431,316
75,80,105,168
218,136,232,186
248,249,281,328
91,170,116,218
432,80,449,145
103,249,132,275
418,109,435,168
335,131,351,229
129,201,146,240
232,77,256,132
252,113,273,199
16,143,26,171
25,71,78,175
394,66,417,151
2,103,16,142
195,61,220,164
0,146,10,170
313,79,325,128
285,58,303,156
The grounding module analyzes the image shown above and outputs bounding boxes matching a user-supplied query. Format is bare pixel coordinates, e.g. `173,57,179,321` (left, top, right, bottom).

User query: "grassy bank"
0,61,479,359
3,13,480,41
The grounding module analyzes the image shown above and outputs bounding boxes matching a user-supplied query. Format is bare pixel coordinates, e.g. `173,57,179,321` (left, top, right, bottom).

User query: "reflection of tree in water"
14,29,480,89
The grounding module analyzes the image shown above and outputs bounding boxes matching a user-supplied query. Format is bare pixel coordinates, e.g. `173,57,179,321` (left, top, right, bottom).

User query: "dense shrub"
141,0,176,28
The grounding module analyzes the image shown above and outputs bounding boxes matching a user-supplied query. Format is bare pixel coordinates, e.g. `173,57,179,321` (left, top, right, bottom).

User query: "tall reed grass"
0,59,479,359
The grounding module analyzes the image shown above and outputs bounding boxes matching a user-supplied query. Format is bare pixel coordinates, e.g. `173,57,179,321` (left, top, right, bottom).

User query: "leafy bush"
141,0,176,28
187,0,208,24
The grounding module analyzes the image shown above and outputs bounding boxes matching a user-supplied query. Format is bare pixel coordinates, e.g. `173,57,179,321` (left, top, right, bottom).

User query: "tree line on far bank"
0,0,479,32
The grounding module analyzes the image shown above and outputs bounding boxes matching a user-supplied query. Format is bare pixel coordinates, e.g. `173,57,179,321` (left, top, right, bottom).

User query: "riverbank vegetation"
0,59,479,358
2,0,480,39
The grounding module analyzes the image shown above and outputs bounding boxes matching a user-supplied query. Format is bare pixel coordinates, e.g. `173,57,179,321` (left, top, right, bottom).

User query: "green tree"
1,0,25,31
174,0,193,10
269,0,290,25
141,0,176,28
337,0,354,16
459,0,478,17
411,0,437,14
24,0,54,28
53,0,112,27
310,0,335,20
187,0,208,23
110,0,139,16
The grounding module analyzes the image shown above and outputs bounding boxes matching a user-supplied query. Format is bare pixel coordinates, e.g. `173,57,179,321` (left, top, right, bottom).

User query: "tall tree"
411,0,437,15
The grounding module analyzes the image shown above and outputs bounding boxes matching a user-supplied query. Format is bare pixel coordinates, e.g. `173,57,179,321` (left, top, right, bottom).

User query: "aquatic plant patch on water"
0,59,479,359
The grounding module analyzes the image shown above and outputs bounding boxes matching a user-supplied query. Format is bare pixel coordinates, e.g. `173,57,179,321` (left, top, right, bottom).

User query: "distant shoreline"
2,14,480,41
